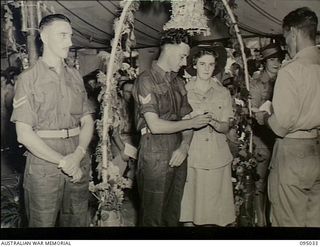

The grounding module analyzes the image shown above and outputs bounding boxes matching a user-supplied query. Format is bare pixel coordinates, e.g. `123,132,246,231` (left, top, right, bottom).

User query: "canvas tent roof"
45,0,320,49
1,0,320,54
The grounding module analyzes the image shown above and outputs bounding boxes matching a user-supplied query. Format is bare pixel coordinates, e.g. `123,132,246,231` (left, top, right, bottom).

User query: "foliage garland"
91,0,140,226
92,0,258,226
219,0,258,226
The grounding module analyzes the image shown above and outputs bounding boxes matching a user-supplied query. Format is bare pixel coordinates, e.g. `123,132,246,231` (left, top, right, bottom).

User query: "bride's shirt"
186,76,234,169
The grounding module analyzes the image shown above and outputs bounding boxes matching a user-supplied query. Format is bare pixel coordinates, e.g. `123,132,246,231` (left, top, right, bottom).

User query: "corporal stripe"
13,96,27,105
13,99,27,109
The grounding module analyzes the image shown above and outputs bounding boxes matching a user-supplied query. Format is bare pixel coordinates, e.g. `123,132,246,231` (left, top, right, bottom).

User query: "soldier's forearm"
144,112,195,134
180,129,193,152
78,114,94,152
15,122,63,164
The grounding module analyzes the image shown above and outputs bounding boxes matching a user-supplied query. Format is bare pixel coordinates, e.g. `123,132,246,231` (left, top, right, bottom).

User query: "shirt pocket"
34,82,57,110
188,95,205,117
33,82,58,128
154,83,171,116
209,99,224,121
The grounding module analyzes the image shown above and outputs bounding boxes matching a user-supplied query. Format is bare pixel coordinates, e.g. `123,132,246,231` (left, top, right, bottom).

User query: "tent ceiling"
2,0,320,54
234,0,320,36
45,0,320,49
46,1,168,49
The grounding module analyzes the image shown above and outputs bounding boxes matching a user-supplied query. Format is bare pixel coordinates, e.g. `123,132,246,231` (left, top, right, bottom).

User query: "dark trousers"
137,133,187,226
23,138,90,227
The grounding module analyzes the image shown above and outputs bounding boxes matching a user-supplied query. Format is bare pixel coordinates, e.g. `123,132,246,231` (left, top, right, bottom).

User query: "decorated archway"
1,0,260,227
92,0,257,227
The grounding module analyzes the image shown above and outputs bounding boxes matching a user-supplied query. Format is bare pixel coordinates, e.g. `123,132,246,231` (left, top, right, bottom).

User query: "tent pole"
101,0,133,183
25,0,38,66
221,0,253,154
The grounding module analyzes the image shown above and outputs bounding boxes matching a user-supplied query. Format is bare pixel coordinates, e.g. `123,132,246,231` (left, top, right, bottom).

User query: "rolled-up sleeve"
268,67,298,137
133,74,159,115
10,73,37,127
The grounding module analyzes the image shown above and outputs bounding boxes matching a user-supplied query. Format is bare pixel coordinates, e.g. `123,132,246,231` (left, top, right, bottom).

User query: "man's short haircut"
282,7,318,40
39,14,71,32
160,28,190,47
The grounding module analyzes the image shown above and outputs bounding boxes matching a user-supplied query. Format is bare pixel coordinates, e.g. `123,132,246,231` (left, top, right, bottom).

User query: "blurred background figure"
111,78,138,182
250,42,284,226
247,48,262,77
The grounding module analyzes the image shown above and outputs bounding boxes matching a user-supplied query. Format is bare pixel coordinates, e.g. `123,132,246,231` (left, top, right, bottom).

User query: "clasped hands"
169,112,220,168
58,146,85,183
191,111,221,130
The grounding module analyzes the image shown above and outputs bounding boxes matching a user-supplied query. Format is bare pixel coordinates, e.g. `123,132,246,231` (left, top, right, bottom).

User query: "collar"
187,76,222,93
38,57,68,71
293,46,320,62
151,61,177,81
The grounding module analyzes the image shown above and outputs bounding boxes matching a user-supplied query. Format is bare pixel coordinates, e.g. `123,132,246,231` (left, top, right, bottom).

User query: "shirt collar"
293,46,320,62
38,57,68,71
187,76,222,93
151,61,177,81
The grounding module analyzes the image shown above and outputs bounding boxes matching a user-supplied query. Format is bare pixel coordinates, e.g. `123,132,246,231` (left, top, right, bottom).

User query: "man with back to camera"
256,7,320,227
132,29,212,226
11,14,94,227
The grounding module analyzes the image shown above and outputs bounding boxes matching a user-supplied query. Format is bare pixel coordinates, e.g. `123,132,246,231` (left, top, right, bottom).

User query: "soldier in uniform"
250,43,284,226
132,29,212,226
11,14,94,227
257,7,320,226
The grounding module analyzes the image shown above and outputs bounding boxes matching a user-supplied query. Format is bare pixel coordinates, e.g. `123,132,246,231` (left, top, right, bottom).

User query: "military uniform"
180,77,235,226
132,62,192,226
11,58,94,227
268,46,320,226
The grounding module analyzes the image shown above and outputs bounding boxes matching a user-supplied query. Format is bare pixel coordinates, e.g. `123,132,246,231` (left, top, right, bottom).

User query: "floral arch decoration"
93,0,258,226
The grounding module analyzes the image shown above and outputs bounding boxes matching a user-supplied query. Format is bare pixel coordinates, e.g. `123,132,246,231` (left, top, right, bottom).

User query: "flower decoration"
89,161,131,226
92,0,140,226
89,162,131,212
3,3,19,52
228,79,259,226
163,0,210,36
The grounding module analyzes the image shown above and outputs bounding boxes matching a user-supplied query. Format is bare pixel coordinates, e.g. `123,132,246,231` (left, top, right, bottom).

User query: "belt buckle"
62,129,70,139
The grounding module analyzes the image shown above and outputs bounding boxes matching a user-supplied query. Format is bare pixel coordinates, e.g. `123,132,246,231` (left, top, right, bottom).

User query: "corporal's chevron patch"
139,94,151,104
13,96,27,109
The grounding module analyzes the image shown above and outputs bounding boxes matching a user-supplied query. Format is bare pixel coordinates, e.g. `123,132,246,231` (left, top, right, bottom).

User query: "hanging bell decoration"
163,0,210,36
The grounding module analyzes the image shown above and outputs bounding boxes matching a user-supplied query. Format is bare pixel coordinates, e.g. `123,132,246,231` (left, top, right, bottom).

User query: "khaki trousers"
23,137,91,227
268,138,320,227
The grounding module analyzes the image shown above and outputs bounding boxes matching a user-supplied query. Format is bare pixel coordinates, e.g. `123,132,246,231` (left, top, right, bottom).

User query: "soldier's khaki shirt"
186,77,233,169
11,58,94,130
268,46,320,137
132,61,192,131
